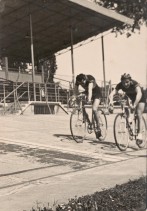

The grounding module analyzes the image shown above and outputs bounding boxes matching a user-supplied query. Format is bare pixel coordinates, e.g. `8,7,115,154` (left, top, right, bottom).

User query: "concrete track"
0,112,146,211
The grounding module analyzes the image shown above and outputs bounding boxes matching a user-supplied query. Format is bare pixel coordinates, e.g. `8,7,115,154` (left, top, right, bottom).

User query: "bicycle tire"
70,109,86,143
92,109,107,141
136,116,147,148
114,113,129,151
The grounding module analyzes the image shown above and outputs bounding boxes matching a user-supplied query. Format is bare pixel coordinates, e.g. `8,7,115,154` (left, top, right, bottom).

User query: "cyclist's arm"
133,86,142,107
87,83,93,102
74,84,79,96
109,88,118,105
125,96,132,107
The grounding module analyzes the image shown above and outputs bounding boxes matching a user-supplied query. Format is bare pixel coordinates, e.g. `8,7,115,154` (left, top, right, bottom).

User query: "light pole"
70,27,75,89
29,14,36,101
101,35,106,102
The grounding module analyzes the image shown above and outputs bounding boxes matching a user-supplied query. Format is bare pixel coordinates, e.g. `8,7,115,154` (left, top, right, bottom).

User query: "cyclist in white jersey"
109,73,145,141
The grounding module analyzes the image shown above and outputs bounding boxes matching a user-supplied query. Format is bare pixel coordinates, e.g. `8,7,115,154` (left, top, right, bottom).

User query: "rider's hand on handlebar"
77,93,86,99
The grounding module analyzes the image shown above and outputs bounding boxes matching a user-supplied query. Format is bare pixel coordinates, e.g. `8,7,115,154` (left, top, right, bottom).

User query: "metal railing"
0,80,72,114
0,79,112,115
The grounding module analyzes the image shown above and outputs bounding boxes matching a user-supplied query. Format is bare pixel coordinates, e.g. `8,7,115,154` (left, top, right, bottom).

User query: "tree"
94,0,147,36
42,54,57,83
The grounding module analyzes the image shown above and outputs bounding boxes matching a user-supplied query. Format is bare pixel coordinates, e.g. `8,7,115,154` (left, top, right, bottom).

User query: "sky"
55,25,147,89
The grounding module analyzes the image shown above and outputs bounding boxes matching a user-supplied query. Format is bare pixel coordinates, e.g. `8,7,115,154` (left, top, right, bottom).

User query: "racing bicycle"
69,94,107,143
113,99,147,151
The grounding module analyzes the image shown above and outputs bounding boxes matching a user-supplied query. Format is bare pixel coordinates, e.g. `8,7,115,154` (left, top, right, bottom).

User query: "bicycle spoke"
70,109,86,143
114,114,129,151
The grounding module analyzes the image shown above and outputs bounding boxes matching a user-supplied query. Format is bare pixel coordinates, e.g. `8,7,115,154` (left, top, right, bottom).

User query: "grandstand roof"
0,0,133,62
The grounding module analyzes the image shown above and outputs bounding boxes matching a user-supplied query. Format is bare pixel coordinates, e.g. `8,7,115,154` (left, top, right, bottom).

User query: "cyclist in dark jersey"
74,74,102,139
109,73,145,141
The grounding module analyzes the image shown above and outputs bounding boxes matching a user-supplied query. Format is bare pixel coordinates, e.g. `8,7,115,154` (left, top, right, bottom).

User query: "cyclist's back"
75,74,102,100
75,73,102,139
75,74,96,89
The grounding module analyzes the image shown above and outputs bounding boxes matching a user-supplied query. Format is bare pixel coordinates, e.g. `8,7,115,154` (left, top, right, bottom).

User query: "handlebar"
76,93,86,99
68,93,89,108
108,99,128,114
109,99,137,115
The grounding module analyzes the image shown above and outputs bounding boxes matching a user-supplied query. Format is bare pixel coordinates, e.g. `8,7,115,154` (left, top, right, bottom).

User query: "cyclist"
109,73,145,141
74,73,102,139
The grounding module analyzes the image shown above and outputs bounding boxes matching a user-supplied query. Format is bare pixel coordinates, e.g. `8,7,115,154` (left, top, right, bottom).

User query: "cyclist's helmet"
76,74,86,83
121,73,131,81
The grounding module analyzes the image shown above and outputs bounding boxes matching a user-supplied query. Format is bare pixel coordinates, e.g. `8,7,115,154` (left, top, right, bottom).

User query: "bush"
28,176,146,211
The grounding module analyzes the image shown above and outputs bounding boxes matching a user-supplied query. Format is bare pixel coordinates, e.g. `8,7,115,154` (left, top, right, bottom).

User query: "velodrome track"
0,111,146,211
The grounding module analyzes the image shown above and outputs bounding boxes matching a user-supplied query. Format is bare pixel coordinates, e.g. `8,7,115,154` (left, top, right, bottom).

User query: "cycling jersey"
75,74,102,100
115,80,145,103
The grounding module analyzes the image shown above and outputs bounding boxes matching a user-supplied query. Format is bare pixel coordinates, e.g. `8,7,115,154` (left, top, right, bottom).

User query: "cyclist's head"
76,74,86,85
121,73,132,88
121,73,131,81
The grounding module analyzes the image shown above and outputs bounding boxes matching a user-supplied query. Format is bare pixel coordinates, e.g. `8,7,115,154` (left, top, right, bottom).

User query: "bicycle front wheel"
114,114,129,151
70,109,86,143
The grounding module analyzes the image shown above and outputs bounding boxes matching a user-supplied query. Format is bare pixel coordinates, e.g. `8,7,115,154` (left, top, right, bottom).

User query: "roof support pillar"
70,27,75,88
4,57,9,80
41,65,44,83
101,35,106,102
146,27,147,89
29,14,36,101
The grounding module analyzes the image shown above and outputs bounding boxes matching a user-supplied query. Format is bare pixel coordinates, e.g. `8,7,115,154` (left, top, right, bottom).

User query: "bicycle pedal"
95,129,102,139
87,125,93,134
88,130,93,134
88,125,92,130
136,139,143,145
129,136,133,140
87,123,93,129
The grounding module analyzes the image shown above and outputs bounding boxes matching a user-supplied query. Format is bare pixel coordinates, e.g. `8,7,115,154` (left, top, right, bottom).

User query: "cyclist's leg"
92,99,100,125
136,102,145,139
83,107,90,124
92,98,101,138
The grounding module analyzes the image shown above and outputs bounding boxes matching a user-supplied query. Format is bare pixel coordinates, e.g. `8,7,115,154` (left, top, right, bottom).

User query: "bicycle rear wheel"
136,116,147,148
114,114,129,151
70,109,86,143
92,109,107,141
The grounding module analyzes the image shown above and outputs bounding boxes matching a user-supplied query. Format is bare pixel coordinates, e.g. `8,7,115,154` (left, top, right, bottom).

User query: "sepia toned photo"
0,0,146,210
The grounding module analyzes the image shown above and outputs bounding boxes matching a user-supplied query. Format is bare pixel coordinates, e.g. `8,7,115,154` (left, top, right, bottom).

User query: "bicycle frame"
114,99,146,151
126,113,138,139
71,94,92,125
70,94,107,142
82,106,94,133
120,101,139,139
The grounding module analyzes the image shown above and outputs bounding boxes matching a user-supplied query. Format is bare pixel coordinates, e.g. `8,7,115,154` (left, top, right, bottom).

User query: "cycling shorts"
91,85,102,101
